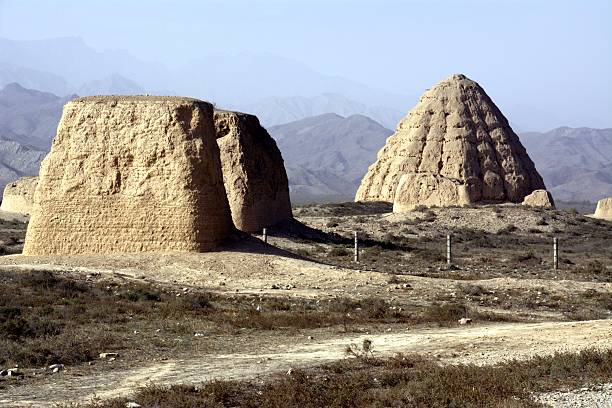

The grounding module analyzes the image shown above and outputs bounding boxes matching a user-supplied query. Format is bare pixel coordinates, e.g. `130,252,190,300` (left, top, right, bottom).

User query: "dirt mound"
0,176,38,214
356,74,545,211
594,197,612,220
522,189,555,208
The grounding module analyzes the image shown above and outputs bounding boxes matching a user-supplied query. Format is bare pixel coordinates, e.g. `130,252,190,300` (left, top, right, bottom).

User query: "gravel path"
536,383,612,407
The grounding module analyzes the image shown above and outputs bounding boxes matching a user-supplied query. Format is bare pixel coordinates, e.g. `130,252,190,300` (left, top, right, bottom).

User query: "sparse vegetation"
71,349,612,408
328,246,350,257
497,223,518,234
0,270,516,369
290,202,611,282
2,201,611,405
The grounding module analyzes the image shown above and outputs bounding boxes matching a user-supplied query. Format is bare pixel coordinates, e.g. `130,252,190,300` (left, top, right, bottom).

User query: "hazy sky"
0,0,610,128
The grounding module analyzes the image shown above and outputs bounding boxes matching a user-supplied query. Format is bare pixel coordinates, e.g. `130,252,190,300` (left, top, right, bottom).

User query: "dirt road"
3,319,611,407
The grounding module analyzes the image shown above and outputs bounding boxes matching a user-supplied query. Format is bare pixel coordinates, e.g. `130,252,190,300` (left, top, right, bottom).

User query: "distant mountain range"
0,36,408,112
1,82,611,205
0,82,75,149
271,117,612,204
77,74,145,96
269,113,393,202
0,83,68,191
521,127,612,202
236,94,403,129
0,135,47,192
0,62,73,97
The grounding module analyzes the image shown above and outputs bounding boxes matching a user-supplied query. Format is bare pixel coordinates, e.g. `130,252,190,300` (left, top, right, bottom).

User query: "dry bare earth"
0,203,610,407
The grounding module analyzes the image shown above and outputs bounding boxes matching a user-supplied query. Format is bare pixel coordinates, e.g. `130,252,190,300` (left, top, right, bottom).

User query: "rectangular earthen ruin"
23,96,234,255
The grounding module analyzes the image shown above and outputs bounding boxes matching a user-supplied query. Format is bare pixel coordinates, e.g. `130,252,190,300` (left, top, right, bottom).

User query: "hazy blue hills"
269,113,393,202
1,81,611,205
521,127,612,202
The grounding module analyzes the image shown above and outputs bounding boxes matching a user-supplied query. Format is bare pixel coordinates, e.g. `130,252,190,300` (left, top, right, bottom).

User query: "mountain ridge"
1,82,610,205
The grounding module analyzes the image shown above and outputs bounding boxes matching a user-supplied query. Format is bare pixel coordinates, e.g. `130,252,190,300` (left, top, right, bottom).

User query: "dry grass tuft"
71,349,612,408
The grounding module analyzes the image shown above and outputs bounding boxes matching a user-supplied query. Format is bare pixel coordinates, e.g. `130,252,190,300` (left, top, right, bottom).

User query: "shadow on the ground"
219,217,416,265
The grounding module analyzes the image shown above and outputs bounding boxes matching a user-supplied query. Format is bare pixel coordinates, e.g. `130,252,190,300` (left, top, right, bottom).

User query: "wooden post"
553,237,558,269
446,234,452,267
354,231,359,263
263,228,268,243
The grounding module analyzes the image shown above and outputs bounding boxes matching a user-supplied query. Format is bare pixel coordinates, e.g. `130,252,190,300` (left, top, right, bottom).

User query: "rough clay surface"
594,197,612,220
355,74,545,209
23,96,233,255
522,189,556,208
214,110,292,232
393,173,472,212
0,176,38,214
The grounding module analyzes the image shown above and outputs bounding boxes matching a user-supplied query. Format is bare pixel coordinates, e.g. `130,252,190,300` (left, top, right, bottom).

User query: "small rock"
99,352,119,359
458,317,473,325
7,369,23,377
49,364,64,372
126,402,142,408
307,336,314,340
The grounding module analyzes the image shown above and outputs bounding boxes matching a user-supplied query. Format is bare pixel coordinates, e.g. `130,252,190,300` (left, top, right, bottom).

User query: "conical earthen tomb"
355,74,546,211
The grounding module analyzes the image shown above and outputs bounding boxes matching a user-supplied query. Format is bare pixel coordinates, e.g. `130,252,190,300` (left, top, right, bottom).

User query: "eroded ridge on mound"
24,96,234,255
214,110,292,232
355,74,545,210
0,176,38,215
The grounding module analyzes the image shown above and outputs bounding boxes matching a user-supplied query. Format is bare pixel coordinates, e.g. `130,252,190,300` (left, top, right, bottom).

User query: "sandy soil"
1,244,610,304
0,206,610,407
2,319,610,407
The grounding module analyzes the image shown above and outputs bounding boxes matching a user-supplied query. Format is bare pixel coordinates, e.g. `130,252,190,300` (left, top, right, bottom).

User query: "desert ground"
0,202,611,407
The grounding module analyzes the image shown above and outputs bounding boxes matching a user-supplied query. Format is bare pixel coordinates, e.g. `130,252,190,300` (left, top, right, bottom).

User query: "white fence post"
553,237,558,269
447,234,452,267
